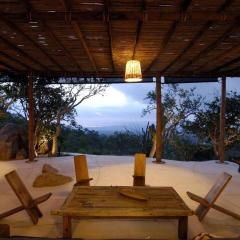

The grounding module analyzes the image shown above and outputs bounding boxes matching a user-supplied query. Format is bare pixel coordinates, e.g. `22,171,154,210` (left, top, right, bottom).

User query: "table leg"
63,216,72,238
178,216,188,240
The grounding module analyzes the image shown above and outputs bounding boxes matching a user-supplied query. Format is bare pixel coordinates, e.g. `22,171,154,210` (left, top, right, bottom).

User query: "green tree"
0,80,107,156
143,84,204,156
184,91,240,158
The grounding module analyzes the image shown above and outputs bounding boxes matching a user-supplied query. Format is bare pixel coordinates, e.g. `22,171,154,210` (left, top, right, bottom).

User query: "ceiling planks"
0,0,239,77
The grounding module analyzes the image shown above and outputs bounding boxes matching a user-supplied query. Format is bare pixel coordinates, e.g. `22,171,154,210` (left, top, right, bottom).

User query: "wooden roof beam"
212,55,240,73
162,0,235,74
0,60,19,72
145,0,192,72
175,22,239,74
174,0,236,74
0,16,65,72
104,0,114,73
21,0,83,72
41,20,83,72
61,0,72,23
194,42,240,72
161,22,212,74
2,11,239,23
72,21,98,74
132,0,145,60
0,36,49,71
0,50,34,71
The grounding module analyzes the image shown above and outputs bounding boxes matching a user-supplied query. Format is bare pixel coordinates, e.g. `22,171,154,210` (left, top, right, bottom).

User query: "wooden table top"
52,186,193,218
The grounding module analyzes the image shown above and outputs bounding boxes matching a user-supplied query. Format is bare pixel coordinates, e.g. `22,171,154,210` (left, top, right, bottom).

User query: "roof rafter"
104,0,114,73
0,59,19,71
161,22,212,74
162,0,234,74
194,41,240,72
176,22,239,74
175,0,236,74
21,0,83,72
72,21,98,74
132,0,145,60
0,50,34,70
0,15,65,71
1,11,240,23
212,55,240,73
60,0,72,23
145,0,192,72
0,35,48,71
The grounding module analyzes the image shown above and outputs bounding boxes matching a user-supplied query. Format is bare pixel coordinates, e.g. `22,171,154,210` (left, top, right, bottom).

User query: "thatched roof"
0,0,240,79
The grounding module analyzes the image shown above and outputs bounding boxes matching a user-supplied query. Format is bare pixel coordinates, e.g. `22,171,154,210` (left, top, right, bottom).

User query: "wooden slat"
5,170,42,224
176,22,239,74
0,16,65,71
195,172,232,221
0,193,52,219
167,0,234,74
72,21,98,73
0,35,48,71
52,186,193,218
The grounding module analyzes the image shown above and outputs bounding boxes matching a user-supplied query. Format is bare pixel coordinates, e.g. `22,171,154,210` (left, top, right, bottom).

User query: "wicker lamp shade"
125,60,142,82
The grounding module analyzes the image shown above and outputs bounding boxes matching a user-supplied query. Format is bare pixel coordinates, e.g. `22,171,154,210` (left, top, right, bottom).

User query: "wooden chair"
0,170,52,225
187,172,240,221
133,153,146,186
74,155,93,186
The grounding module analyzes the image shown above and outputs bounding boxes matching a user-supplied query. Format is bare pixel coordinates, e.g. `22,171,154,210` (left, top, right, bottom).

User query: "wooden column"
153,76,165,164
219,77,226,163
27,74,35,162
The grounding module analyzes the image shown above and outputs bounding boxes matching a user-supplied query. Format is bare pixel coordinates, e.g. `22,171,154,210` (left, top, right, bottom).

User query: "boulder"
33,164,72,187
42,163,59,174
0,123,28,161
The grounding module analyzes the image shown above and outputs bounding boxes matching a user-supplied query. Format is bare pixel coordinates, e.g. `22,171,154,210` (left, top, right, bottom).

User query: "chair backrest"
196,172,232,220
205,172,232,204
133,153,146,186
133,153,146,177
74,155,90,185
5,170,42,224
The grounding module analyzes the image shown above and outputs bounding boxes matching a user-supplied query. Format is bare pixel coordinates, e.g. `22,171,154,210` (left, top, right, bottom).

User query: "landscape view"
1,78,239,161
0,1,240,239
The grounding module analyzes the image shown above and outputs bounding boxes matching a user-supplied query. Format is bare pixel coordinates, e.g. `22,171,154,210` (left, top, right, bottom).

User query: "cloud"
78,86,127,108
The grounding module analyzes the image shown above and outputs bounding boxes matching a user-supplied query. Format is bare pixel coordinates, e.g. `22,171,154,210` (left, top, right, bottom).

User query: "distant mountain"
87,122,154,135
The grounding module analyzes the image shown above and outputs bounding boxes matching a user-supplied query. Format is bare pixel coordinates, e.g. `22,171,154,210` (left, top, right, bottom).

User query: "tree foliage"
143,84,204,148
0,80,107,156
184,91,240,158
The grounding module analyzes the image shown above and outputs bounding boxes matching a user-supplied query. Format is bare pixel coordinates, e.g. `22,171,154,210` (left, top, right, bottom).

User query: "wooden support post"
27,74,35,162
153,76,165,164
218,77,226,163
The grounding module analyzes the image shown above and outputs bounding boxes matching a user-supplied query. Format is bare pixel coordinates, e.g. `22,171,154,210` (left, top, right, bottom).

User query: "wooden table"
52,186,193,239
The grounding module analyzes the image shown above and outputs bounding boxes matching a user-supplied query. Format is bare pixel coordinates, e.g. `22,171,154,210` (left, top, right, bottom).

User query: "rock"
0,123,28,161
33,172,73,187
15,149,28,160
42,164,59,174
33,163,73,187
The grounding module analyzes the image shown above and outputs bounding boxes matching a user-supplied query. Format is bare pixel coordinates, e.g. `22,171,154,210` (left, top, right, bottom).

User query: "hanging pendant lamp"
124,60,142,82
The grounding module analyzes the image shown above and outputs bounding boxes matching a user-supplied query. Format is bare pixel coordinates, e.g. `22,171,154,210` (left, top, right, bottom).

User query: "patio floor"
0,155,239,239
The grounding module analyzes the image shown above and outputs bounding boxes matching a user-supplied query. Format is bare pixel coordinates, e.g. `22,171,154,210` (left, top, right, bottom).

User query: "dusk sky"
76,78,239,130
